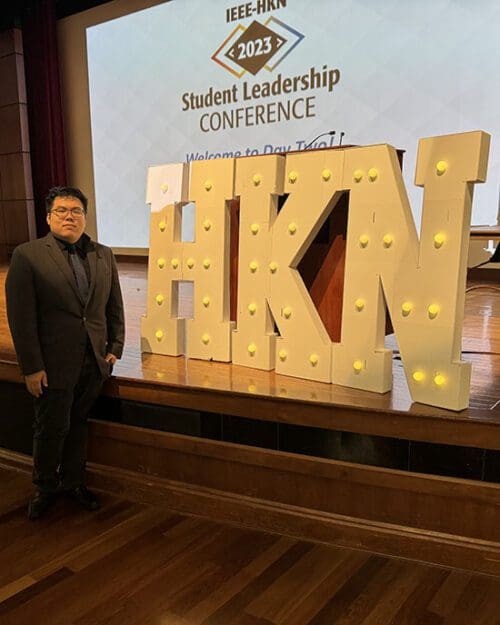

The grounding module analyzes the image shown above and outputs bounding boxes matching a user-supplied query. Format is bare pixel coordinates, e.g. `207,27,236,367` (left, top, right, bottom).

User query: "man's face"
46,196,86,244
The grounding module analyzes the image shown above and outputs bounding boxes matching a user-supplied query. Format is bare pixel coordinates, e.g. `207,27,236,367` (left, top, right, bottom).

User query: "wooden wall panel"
0,153,33,201
88,420,500,544
0,104,29,154
0,28,34,258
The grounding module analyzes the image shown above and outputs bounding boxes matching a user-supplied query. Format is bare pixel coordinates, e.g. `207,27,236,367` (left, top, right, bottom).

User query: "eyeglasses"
51,207,86,218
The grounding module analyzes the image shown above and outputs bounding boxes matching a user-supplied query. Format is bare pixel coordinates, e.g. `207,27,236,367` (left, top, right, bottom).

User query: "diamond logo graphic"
225,21,286,75
212,18,304,77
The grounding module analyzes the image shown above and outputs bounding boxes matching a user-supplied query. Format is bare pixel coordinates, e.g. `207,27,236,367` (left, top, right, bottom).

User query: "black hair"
45,186,88,214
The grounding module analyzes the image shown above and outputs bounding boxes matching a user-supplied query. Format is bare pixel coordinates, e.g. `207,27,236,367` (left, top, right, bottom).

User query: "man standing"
5,187,125,519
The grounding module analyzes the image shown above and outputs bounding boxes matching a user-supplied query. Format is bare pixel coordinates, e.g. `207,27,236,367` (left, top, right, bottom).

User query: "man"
5,186,125,519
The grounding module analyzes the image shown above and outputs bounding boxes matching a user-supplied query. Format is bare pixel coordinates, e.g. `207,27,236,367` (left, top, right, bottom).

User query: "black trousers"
32,349,105,493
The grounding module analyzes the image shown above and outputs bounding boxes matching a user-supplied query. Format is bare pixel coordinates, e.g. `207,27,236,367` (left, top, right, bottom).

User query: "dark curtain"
22,0,67,237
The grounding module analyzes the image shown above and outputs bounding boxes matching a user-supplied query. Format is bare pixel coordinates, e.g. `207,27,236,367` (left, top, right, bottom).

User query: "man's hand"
104,353,117,365
25,370,48,397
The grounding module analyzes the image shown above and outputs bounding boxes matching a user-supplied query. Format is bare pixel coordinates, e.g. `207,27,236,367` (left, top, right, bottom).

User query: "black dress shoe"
64,486,100,511
28,491,56,520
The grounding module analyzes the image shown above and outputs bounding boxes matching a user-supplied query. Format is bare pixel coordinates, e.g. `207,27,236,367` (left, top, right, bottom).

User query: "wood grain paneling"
0,153,33,201
0,54,26,107
0,104,30,155
0,200,36,247
0,29,23,58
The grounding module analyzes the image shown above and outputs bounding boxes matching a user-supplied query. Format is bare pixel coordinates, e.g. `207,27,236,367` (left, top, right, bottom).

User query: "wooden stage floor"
0,262,499,445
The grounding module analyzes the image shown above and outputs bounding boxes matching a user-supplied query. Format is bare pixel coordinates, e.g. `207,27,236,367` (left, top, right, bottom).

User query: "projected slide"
87,0,500,248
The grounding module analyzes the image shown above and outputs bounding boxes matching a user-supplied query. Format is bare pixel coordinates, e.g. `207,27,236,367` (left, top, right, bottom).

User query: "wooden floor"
0,262,498,416
1,466,499,625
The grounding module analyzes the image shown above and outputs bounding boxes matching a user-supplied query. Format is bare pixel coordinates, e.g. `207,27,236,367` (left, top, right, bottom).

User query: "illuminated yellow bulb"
269,261,278,273
250,223,260,234
155,294,164,305
436,160,447,176
158,220,166,232
171,258,179,269
203,258,211,269
155,329,164,341
283,306,292,319
322,168,331,181
434,373,446,387
288,171,298,183
368,168,378,181
202,333,210,345
401,301,413,316
160,183,168,193
433,233,445,248
202,296,210,307
288,222,297,234
249,261,258,272
186,257,195,269
353,169,364,182
383,234,393,248
413,370,425,382
204,180,212,191
248,343,257,355
279,349,287,361
309,353,319,366
157,258,165,269
353,360,364,372
355,298,365,311
359,234,369,248
248,303,257,315
203,219,212,231
248,384,257,393
428,304,440,319
252,173,261,185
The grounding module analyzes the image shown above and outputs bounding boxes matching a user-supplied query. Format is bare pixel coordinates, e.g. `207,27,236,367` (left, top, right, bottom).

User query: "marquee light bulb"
202,333,210,345
155,330,163,340
355,298,365,311
288,222,297,234
204,180,212,191
202,296,210,307
428,304,440,319
283,306,292,319
252,174,261,185
322,169,331,181
413,370,425,382
434,373,446,386
155,294,164,305
436,161,447,175
250,223,260,234
309,353,319,366
383,234,393,247
248,343,257,355
353,169,364,182
187,257,195,269
288,171,298,183
171,258,179,269
159,220,166,232
401,301,413,316
359,234,369,247
279,349,287,361
160,183,168,193
368,168,378,181
157,258,165,269
203,258,211,269
249,261,258,272
203,219,212,231
353,360,363,372
248,303,257,314
434,233,445,248
269,261,278,273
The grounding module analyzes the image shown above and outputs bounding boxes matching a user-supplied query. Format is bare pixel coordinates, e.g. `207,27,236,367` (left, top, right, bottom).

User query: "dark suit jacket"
5,232,125,388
